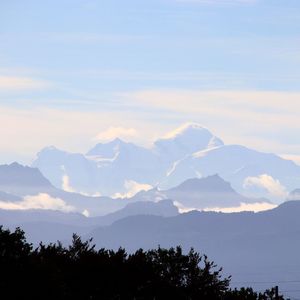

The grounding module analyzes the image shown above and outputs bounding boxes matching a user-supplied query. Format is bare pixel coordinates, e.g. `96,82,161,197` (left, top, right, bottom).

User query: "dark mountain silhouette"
133,175,267,209
86,200,300,296
0,200,179,244
0,209,87,226
0,190,22,202
89,199,178,227
89,200,300,252
0,162,53,196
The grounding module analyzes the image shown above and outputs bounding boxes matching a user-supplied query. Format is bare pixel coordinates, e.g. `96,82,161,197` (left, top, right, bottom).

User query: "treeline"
0,226,285,300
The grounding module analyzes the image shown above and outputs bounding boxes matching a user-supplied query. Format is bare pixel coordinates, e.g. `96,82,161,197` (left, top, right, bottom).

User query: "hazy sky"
0,0,300,164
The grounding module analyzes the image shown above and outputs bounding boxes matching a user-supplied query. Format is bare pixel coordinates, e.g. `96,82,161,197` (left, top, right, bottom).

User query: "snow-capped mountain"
32,123,300,201
33,140,164,196
161,144,300,202
31,123,227,196
153,123,224,162
31,146,98,194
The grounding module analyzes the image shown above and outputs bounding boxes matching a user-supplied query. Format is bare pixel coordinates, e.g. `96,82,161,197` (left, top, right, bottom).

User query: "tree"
0,226,288,299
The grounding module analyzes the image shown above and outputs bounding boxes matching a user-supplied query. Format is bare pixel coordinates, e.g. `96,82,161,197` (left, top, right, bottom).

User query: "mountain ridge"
31,123,300,201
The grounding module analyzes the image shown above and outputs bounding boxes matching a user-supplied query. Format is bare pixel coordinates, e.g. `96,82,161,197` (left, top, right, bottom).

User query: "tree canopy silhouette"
0,226,285,300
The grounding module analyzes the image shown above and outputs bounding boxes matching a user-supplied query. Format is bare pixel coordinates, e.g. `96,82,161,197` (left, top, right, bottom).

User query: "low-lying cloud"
243,174,288,198
174,200,277,213
203,202,277,213
62,173,76,193
0,193,75,212
113,180,153,198
173,201,198,213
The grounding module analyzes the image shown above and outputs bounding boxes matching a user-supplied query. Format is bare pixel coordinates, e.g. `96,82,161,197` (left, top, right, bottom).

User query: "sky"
0,0,300,164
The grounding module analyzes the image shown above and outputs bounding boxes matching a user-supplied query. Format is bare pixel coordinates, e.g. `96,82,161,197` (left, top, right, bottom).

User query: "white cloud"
176,0,256,4
0,193,75,212
0,76,51,91
1,89,300,165
62,174,76,193
61,170,101,197
113,180,153,198
173,201,198,213
124,89,300,155
94,126,138,142
174,200,277,213
243,174,288,198
203,202,277,213
0,107,157,164
127,90,300,120
61,166,76,193
82,209,90,217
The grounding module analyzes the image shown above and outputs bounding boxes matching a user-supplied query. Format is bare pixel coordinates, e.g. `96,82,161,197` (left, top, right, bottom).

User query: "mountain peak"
154,123,224,160
111,137,125,144
9,161,24,168
87,138,141,158
169,174,234,194
0,163,53,196
37,146,67,156
162,122,209,139
287,189,300,200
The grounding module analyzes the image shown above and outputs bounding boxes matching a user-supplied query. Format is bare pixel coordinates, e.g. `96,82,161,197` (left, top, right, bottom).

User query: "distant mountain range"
0,162,52,196
0,158,300,297
87,200,300,296
132,174,266,210
0,162,126,216
88,200,300,258
2,197,300,297
32,123,300,201
0,123,299,298
0,162,268,216
0,199,179,244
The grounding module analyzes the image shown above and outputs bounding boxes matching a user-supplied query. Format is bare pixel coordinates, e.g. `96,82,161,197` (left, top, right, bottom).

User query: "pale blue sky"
0,0,300,164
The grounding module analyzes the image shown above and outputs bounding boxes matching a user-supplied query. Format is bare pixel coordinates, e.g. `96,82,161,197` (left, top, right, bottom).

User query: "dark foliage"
0,226,285,300
224,287,285,300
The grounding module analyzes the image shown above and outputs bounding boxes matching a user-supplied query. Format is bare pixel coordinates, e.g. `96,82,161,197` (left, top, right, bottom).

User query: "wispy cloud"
0,193,75,212
126,89,300,117
1,88,300,165
0,76,51,91
175,0,257,5
94,127,138,142
174,200,276,213
203,202,277,213
0,106,159,163
35,32,147,45
123,89,300,155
